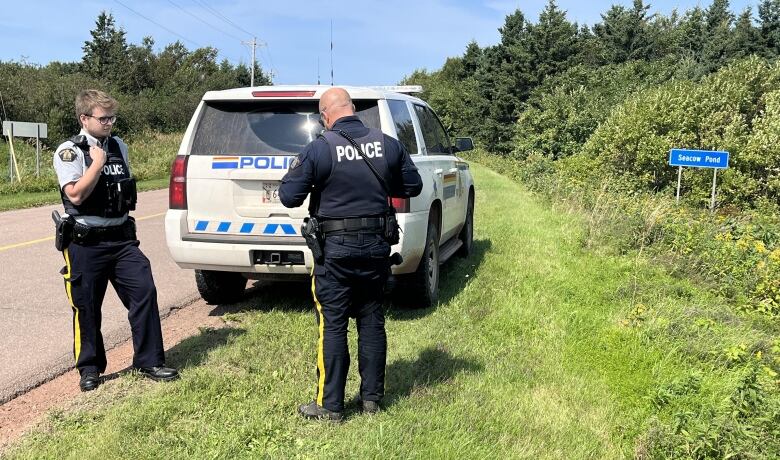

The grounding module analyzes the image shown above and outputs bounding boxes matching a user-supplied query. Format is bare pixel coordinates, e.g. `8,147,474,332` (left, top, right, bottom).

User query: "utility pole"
242,37,257,87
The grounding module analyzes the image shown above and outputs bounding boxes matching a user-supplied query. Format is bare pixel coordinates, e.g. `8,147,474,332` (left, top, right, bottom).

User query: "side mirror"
454,137,474,153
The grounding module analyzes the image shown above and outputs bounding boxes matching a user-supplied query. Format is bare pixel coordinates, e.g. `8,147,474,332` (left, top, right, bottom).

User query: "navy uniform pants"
311,232,390,413
60,239,165,375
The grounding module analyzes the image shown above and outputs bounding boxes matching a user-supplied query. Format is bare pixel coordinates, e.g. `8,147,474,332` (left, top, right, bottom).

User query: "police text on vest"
103,164,125,175
336,142,383,162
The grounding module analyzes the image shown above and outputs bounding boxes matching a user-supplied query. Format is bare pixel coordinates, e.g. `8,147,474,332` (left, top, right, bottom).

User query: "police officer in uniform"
280,87,423,421
53,90,178,392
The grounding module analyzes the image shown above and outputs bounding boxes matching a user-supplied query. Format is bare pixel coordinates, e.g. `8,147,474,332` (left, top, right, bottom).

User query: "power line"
260,42,276,80
186,0,276,80
114,0,203,49
191,0,254,37
166,0,244,42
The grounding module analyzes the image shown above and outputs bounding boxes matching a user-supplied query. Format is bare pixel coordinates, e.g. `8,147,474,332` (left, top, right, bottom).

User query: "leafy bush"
640,364,780,460
583,57,780,207
513,58,699,160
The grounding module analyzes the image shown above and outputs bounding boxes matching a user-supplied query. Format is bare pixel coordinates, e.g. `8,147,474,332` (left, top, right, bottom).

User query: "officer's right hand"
89,145,107,168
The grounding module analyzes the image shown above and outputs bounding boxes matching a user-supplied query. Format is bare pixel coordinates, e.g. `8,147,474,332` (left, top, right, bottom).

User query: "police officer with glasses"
53,89,178,392
280,87,422,421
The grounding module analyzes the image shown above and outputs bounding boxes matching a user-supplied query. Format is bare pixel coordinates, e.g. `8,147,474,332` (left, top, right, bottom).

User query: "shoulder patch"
58,148,76,162
289,156,302,171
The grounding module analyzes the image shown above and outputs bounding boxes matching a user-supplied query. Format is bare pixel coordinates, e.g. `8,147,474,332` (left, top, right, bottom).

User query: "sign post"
7,123,13,182
676,166,682,204
668,148,729,212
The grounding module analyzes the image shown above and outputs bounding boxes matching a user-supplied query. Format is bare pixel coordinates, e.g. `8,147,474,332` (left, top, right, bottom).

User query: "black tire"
457,190,474,258
396,218,439,308
195,270,246,305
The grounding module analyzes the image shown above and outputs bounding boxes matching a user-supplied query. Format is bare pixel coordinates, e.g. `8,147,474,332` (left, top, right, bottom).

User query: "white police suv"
165,85,475,308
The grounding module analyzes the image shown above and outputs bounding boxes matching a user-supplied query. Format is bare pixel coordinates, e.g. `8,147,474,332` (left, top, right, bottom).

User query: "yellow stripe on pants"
311,274,326,406
63,248,81,362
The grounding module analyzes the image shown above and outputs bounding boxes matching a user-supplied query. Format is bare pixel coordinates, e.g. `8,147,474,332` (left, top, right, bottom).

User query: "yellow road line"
0,235,55,251
136,211,167,221
0,211,167,252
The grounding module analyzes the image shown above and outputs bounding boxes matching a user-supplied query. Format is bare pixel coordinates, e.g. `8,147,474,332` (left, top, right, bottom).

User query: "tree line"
0,12,271,144
406,0,780,209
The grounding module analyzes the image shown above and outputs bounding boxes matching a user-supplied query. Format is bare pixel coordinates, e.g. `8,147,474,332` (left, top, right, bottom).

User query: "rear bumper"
391,210,427,274
165,209,428,275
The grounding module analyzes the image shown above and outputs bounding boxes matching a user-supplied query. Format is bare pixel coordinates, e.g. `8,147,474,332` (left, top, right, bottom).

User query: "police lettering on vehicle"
335,142,383,162
212,156,293,170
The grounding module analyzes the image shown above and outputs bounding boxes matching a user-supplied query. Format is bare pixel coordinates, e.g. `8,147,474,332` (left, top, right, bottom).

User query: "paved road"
0,189,199,402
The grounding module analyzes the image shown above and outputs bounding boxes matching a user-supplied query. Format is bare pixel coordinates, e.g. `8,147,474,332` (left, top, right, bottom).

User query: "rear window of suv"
191,100,380,156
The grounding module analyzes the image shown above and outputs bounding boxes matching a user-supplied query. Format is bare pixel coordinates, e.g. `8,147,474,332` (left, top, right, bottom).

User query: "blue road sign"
669,149,729,169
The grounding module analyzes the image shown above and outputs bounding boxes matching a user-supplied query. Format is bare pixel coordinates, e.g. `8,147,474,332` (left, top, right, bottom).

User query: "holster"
301,216,324,264
51,211,74,252
384,209,400,245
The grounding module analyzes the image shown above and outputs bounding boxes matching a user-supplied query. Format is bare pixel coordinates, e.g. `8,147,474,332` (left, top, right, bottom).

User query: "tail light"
390,197,410,213
252,90,316,97
169,155,189,210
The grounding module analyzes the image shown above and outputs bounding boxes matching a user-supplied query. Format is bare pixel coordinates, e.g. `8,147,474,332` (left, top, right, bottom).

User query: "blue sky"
0,1,758,85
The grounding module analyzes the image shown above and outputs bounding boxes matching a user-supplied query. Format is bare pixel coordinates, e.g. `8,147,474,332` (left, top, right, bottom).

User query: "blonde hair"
75,90,118,122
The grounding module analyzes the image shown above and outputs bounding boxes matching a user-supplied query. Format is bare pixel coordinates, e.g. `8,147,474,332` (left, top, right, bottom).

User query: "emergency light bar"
368,85,424,94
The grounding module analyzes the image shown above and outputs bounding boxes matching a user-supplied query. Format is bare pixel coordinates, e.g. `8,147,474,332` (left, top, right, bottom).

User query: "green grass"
0,132,180,211
0,178,170,211
5,164,779,459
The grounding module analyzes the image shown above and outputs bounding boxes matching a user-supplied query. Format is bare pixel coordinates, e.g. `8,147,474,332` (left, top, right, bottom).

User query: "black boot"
361,400,381,414
350,394,381,414
134,366,179,382
79,372,100,392
297,401,343,422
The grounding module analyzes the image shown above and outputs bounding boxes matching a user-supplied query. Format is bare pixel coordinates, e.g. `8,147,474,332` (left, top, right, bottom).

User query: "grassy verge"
5,163,779,458
0,178,170,212
0,132,180,211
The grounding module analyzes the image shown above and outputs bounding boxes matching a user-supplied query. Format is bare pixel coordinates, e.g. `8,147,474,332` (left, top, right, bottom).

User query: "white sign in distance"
2,121,48,139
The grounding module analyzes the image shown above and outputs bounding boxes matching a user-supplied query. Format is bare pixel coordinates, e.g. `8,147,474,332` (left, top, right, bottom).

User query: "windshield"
191,100,380,155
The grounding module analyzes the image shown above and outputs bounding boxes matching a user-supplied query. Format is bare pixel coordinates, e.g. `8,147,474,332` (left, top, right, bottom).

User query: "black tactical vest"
61,136,134,218
318,129,391,218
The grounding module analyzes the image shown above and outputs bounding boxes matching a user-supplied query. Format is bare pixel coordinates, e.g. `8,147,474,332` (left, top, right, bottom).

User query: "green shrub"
583,57,780,207
513,58,699,160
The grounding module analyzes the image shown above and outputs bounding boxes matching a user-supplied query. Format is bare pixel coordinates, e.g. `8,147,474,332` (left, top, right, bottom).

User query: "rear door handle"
434,168,443,175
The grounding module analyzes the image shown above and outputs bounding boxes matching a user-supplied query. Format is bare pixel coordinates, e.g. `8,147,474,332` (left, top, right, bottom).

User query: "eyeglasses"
84,114,117,125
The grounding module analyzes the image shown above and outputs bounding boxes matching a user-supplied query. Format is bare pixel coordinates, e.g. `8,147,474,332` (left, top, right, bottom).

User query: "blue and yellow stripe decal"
211,156,239,169
191,220,297,236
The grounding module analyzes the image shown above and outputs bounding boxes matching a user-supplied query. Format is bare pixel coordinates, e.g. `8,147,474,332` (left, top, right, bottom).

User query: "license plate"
262,182,281,203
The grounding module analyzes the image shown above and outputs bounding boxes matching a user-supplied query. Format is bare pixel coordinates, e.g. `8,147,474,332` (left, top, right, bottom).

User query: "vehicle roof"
201,85,426,105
